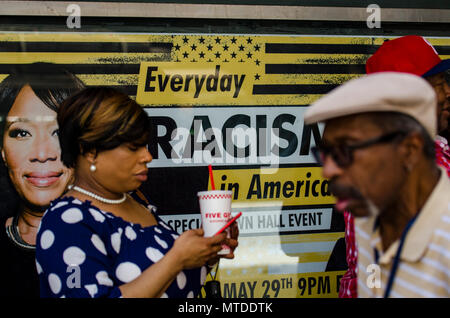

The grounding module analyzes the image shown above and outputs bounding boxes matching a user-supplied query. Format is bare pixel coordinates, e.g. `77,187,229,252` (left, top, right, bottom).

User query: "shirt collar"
365,166,449,263
401,166,450,262
371,227,399,265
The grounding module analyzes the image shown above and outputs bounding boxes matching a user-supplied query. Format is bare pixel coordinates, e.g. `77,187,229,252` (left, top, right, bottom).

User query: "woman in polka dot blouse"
35,87,238,298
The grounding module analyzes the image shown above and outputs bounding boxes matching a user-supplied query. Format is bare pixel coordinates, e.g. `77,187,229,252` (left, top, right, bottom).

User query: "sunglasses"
311,131,408,168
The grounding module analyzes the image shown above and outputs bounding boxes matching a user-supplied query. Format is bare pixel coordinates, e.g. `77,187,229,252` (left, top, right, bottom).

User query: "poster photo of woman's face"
0,62,84,212
2,84,73,208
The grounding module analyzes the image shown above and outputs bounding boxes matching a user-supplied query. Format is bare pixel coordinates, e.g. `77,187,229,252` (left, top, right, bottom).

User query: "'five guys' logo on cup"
198,190,233,254
204,211,232,222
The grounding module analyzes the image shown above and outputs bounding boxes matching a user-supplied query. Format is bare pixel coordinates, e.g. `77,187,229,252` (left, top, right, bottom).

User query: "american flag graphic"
170,34,372,104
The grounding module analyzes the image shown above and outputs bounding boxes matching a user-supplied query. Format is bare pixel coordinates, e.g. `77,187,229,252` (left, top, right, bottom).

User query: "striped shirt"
355,167,450,298
435,136,450,177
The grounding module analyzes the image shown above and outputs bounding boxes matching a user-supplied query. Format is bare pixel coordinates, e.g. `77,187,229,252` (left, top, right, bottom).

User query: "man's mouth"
329,181,365,212
335,198,351,212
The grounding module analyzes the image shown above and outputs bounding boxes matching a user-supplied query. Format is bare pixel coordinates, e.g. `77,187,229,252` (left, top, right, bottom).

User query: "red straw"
215,212,242,236
208,164,216,190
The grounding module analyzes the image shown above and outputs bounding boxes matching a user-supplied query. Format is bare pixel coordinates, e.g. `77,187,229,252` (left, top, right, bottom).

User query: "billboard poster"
1,32,449,297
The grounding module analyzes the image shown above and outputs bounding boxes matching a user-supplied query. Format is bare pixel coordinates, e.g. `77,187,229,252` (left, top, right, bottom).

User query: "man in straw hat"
304,72,450,297
339,35,450,298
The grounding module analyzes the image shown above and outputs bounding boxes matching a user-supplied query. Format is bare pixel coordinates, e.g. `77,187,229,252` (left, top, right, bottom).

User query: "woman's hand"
118,229,226,297
207,220,240,266
118,226,238,298
171,228,227,270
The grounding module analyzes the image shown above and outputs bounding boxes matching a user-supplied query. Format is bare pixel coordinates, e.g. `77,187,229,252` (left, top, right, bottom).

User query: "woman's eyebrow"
4,117,29,130
5,116,57,129
6,115,56,123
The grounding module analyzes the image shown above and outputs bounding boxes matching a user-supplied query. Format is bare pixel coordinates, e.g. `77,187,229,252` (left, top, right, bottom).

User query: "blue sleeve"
36,200,122,298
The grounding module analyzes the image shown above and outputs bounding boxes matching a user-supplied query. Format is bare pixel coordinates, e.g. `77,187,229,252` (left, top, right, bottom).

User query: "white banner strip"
1,2,449,23
160,208,332,235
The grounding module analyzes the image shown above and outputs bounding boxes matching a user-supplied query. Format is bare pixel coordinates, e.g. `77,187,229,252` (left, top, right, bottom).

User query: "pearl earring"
90,164,97,172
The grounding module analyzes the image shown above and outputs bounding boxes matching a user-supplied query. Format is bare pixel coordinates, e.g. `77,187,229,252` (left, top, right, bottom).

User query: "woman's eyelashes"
8,128,31,139
7,125,59,140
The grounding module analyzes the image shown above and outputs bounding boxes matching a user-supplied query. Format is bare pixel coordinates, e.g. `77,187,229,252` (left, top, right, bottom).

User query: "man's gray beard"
366,199,380,218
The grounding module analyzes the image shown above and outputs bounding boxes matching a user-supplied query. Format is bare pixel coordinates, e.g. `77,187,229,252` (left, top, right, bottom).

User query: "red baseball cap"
366,35,450,78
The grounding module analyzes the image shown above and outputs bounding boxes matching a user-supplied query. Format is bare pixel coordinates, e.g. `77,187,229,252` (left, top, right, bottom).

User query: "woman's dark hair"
0,62,85,217
58,86,150,168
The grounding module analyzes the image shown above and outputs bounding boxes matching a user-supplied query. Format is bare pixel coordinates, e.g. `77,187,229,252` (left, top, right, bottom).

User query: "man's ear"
399,132,424,171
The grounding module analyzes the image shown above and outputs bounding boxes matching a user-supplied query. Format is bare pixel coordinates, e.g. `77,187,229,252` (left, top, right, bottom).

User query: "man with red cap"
339,35,450,298
366,35,450,164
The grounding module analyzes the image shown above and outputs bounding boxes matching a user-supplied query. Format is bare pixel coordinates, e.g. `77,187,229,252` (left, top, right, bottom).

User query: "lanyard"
373,212,419,298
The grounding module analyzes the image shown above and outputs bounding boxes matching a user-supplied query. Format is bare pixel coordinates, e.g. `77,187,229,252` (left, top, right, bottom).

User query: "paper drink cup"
197,190,233,255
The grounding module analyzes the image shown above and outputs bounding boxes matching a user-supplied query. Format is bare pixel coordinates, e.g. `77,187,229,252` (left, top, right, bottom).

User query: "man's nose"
321,155,344,180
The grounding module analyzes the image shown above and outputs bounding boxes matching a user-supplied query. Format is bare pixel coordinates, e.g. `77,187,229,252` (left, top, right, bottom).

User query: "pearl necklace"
69,185,127,204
